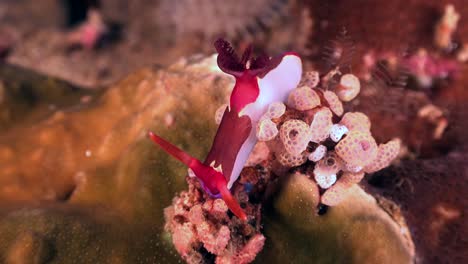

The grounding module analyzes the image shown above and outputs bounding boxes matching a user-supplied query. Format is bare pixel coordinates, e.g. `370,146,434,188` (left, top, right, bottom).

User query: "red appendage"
148,131,247,221
214,38,285,113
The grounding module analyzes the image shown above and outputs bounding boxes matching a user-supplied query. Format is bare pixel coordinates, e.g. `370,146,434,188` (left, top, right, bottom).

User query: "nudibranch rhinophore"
149,39,302,220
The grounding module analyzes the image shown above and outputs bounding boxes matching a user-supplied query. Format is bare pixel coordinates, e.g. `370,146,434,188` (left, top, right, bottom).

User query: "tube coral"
256,68,401,207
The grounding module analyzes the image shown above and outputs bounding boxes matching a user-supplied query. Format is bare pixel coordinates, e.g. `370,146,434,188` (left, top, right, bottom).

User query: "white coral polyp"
329,124,349,142
313,152,342,189
256,118,278,141
315,173,337,189
266,102,286,119
308,145,327,162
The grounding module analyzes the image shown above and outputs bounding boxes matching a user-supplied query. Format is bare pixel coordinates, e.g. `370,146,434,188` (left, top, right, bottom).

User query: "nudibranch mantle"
226,54,302,188
149,39,302,220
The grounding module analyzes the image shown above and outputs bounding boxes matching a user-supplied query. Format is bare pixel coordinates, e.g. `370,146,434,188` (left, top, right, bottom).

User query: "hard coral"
336,73,361,102
256,68,401,207
309,107,333,143
335,130,378,169
279,119,311,156
164,170,265,264
287,86,320,111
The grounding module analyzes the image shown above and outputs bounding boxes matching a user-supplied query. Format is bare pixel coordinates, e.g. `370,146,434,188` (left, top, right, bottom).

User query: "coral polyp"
257,68,401,206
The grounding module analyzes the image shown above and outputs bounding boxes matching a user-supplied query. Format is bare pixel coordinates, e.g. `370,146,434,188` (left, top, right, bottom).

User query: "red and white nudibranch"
148,39,302,220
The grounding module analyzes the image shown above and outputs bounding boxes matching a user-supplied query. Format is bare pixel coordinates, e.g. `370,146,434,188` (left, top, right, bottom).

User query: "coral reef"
159,41,408,263
0,48,412,263
1,1,467,263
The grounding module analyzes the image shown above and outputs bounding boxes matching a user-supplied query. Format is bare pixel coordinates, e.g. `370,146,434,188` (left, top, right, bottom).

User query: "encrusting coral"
257,68,401,205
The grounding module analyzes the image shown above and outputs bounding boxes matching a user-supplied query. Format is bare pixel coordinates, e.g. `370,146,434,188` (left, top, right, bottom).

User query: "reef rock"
0,56,231,263
0,56,414,263
258,172,415,264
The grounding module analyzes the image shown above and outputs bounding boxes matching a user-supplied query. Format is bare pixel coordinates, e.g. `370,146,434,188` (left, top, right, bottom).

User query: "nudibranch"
149,39,302,220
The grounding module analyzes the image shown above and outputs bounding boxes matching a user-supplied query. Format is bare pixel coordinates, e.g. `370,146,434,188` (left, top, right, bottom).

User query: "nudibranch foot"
148,131,248,221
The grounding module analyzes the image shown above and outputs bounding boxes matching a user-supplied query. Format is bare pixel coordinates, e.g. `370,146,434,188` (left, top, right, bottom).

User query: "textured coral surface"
258,173,414,264
0,56,232,263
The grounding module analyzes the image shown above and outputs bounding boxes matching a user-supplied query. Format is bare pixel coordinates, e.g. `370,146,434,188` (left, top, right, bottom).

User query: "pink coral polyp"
364,138,401,173
287,86,321,111
309,108,333,143
323,91,344,116
335,130,378,168
339,112,371,132
279,119,311,155
321,172,364,206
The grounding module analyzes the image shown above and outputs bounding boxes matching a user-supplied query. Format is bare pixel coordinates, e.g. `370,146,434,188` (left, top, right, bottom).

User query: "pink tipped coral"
277,149,308,167
323,91,344,116
336,73,361,102
309,108,333,143
329,124,349,142
245,67,400,209
321,172,365,206
287,86,321,111
335,130,378,169
339,112,371,132
364,138,401,173
279,119,311,155
308,145,327,162
299,71,320,88
164,179,265,264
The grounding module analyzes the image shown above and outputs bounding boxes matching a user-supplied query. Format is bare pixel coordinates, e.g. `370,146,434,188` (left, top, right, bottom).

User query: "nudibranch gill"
148,39,302,221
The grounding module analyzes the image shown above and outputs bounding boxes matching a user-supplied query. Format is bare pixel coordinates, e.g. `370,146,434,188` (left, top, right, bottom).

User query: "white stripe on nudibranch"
227,54,302,188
